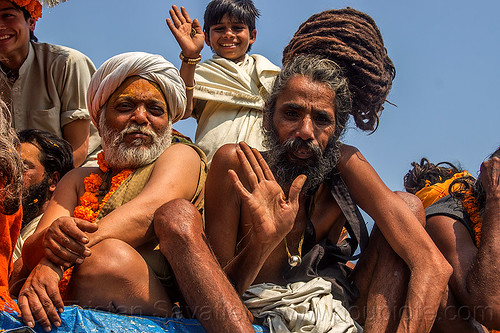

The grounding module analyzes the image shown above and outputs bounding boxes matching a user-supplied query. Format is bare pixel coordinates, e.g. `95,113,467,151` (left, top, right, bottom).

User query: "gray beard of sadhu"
264,126,340,195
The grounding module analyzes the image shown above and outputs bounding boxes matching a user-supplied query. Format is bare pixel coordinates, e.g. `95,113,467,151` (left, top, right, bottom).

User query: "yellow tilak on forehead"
111,78,168,110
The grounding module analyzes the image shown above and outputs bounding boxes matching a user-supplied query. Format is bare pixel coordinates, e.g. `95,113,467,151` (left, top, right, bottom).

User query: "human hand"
166,5,204,58
229,142,306,246
480,156,500,199
18,258,64,332
42,216,98,268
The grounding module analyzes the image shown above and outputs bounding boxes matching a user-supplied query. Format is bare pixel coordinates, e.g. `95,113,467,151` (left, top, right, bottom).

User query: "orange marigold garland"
73,152,133,223
96,151,109,173
461,189,482,247
11,0,43,21
60,152,134,293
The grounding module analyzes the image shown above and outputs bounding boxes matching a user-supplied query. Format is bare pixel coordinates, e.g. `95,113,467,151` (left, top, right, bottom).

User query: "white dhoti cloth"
193,54,280,164
243,277,360,333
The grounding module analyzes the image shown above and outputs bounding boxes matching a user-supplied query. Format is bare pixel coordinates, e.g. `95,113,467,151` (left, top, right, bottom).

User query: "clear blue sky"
36,0,500,192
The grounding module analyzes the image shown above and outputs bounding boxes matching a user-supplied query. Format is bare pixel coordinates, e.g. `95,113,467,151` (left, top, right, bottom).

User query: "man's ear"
48,171,60,193
27,18,36,32
249,29,257,45
204,32,211,47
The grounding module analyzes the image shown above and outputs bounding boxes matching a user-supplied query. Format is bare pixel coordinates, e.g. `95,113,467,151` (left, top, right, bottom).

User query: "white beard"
99,111,172,170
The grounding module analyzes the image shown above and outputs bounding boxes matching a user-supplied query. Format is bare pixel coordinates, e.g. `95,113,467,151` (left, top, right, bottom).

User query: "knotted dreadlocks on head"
404,158,462,195
282,7,395,132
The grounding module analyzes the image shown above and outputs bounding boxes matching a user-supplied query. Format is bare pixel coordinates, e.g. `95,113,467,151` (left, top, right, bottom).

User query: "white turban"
87,52,186,127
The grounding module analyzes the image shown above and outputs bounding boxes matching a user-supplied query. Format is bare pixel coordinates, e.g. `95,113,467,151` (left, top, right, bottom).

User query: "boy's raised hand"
167,5,204,58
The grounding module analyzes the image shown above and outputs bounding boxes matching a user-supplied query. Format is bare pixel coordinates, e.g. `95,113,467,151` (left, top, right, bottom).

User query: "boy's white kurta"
193,54,280,164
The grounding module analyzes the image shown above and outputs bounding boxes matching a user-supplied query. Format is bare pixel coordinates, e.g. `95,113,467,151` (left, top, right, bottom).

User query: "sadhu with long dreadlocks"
204,7,451,332
0,100,23,315
405,151,500,332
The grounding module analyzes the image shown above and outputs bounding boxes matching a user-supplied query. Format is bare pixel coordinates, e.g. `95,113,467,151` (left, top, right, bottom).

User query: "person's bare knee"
69,238,171,315
72,239,130,284
69,239,139,299
154,198,203,244
395,191,426,226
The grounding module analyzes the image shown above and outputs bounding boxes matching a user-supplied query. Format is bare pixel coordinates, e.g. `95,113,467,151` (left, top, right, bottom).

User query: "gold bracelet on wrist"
185,80,196,91
179,52,201,65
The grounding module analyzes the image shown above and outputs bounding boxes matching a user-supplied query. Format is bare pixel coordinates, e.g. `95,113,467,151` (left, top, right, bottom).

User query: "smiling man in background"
0,0,98,166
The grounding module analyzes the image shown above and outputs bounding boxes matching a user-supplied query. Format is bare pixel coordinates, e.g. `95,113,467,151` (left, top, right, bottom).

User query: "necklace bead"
288,255,302,267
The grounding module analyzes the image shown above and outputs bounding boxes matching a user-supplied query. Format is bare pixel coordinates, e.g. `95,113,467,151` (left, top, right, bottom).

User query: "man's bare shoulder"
156,143,202,165
149,143,203,192
211,143,241,171
58,166,100,188
427,214,473,241
206,143,244,197
338,144,363,165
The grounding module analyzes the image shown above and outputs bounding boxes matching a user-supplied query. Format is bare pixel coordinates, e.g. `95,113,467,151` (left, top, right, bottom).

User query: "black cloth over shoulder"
283,170,369,308
425,194,474,239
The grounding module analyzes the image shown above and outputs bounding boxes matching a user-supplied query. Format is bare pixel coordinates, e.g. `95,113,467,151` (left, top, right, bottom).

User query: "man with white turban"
13,52,255,333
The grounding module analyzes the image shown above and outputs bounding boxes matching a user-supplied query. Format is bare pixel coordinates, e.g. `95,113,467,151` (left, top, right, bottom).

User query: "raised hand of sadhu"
228,142,306,246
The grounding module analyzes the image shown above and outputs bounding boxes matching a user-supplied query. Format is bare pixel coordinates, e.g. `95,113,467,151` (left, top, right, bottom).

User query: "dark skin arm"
427,157,500,328
205,143,306,295
337,145,452,333
166,5,204,119
62,119,90,167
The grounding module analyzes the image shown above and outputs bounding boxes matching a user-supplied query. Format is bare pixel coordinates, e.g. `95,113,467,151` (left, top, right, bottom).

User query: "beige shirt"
0,42,100,155
12,214,41,262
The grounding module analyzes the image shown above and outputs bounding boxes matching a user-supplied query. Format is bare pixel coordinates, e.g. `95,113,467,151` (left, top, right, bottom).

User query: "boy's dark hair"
18,129,74,178
11,1,38,42
203,0,259,52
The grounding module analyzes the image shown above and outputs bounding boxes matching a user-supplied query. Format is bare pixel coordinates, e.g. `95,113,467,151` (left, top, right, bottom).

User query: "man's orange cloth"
415,171,471,209
0,205,22,314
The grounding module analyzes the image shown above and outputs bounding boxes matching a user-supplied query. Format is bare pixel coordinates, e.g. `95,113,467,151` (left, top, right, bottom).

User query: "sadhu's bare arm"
205,143,305,295
462,157,500,327
87,143,202,248
338,144,452,333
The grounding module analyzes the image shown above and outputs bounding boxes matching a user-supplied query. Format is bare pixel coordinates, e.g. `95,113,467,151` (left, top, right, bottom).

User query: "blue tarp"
0,306,268,332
